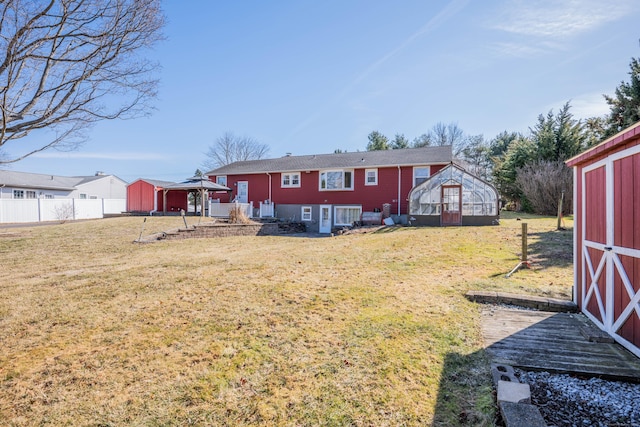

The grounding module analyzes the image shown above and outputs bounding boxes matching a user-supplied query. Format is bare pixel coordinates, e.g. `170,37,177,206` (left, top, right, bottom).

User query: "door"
237,181,248,203
580,146,640,358
441,185,462,226
319,205,332,233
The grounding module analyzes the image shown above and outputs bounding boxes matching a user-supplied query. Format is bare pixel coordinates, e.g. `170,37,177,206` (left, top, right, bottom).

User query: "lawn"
0,212,573,426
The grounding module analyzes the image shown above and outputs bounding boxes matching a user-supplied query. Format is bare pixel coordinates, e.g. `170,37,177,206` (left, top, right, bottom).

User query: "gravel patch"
516,369,640,427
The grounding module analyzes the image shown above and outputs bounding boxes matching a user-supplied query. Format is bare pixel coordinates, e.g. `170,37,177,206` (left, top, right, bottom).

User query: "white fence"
259,201,275,218
208,201,253,218
0,198,126,223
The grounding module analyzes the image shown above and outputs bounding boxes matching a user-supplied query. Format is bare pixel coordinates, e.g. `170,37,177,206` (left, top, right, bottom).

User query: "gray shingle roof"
206,145,453,175
0,170,127,191
133,178,177,188
0,169,83,191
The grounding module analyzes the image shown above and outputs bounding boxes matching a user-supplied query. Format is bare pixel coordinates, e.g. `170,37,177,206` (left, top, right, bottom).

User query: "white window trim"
413,166,431,186
301,206,312,221
319,169,354,191
281,172,301,188
216,175,227,187
334,205,362,226
12,189,24,199
365,168,378,186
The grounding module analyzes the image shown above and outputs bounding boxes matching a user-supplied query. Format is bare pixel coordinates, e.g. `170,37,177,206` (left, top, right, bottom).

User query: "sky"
7,0,640,183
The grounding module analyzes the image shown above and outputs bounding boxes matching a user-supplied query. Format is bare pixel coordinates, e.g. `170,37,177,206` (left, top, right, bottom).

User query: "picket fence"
0,198,126,224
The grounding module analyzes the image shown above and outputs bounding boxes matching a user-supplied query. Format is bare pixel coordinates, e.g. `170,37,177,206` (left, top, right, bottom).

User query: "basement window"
334,206,361,226
301,206,312,221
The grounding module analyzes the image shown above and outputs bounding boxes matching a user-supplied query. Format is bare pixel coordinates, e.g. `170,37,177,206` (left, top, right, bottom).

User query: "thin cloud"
33,151,168,161
492,0,633,39
287,0,470,140
351,0,470,86
542,93,610,120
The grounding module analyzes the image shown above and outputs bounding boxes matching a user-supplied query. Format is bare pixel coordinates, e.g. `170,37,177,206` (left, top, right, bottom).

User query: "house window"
413,167,431,186
365,169,378,186
301,206,312,221
216,176,227,187
79,193,87,199
282,172,301,188
334,206,362,226
44,194,54,199
26,191,37,199
13,189,24,199
320,170,353,190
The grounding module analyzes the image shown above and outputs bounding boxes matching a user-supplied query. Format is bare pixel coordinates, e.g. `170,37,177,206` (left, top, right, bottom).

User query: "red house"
206,146,453,232
566,121,640,358
127,178,188,214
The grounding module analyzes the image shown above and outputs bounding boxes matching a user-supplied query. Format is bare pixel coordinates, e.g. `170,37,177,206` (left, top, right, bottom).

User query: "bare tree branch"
203,132,270,170
0,0,165,164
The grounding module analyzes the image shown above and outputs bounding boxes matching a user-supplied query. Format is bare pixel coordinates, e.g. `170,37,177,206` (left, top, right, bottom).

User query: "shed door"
441,185,462,226
580,145,640,358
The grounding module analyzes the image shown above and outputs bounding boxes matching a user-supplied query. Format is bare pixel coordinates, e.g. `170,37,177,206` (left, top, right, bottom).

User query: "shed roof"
566,120,640,167
206,145,453,176
131,178,177,188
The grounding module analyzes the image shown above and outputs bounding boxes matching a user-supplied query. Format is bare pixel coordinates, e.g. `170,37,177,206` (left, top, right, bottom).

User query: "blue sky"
9,0,640,182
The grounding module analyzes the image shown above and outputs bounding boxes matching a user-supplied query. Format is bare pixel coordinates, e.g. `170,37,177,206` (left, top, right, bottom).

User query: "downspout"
397,165,401,216
150,186,158,215
266,172,272,201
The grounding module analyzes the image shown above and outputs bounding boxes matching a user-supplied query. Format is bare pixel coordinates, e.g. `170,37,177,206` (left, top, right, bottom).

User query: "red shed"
127,178,187,214
567,121,640,358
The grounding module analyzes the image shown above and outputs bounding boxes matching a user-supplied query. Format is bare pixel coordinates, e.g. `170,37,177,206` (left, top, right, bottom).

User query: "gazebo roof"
164,177,231,192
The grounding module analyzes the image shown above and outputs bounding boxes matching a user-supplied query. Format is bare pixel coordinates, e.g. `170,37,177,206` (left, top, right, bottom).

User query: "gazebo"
163,177,231,216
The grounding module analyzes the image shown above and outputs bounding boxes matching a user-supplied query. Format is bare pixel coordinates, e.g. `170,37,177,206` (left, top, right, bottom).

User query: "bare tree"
203,132,270,169
516,160,573,215
0,0,164,163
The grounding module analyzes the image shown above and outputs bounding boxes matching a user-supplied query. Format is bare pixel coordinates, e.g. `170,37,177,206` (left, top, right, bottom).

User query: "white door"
237,181,248,203
319,205,332,233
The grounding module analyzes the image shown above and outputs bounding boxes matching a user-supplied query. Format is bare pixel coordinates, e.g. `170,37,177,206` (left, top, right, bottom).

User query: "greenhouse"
408,163,499,226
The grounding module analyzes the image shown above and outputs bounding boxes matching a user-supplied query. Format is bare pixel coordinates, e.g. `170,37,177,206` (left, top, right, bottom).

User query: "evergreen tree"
604,57,640,135
530,102,584,162
366,131,390,151
390,133,410,149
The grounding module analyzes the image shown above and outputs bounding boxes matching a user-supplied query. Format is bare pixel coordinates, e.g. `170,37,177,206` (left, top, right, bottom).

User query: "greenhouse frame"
408,163,499,226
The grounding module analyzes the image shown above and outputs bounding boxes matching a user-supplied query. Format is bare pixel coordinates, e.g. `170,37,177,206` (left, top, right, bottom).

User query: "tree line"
361,56,640,215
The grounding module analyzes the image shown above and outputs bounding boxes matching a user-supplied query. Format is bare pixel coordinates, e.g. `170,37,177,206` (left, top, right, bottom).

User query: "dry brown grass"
0,213,573,426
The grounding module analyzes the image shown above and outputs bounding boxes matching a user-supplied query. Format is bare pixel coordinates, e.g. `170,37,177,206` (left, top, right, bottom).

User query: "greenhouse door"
441,185,462,226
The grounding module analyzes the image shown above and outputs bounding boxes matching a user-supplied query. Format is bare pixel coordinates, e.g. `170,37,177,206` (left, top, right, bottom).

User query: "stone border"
465,290,578,312
491,363,546,427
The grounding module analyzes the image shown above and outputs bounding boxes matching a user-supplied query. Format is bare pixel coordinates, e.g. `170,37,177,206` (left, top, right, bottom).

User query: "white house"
0,170,127,223
0,170,127,200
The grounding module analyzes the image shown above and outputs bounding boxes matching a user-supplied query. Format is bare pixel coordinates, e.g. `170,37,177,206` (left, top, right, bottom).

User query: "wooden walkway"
481,307,640,382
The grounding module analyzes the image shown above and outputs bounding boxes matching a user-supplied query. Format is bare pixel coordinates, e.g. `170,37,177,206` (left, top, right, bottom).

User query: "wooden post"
521,222,528,262
557,191,565,230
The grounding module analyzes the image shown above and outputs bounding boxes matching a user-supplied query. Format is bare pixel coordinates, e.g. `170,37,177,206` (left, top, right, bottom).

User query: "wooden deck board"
481,307,640,382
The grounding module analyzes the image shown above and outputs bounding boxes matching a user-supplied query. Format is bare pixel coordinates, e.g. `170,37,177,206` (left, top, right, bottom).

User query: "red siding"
571,125,640,356
164,190,189,212
127,180,156,212
211,164,446,214
126,180,189,213
584,166,606,244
